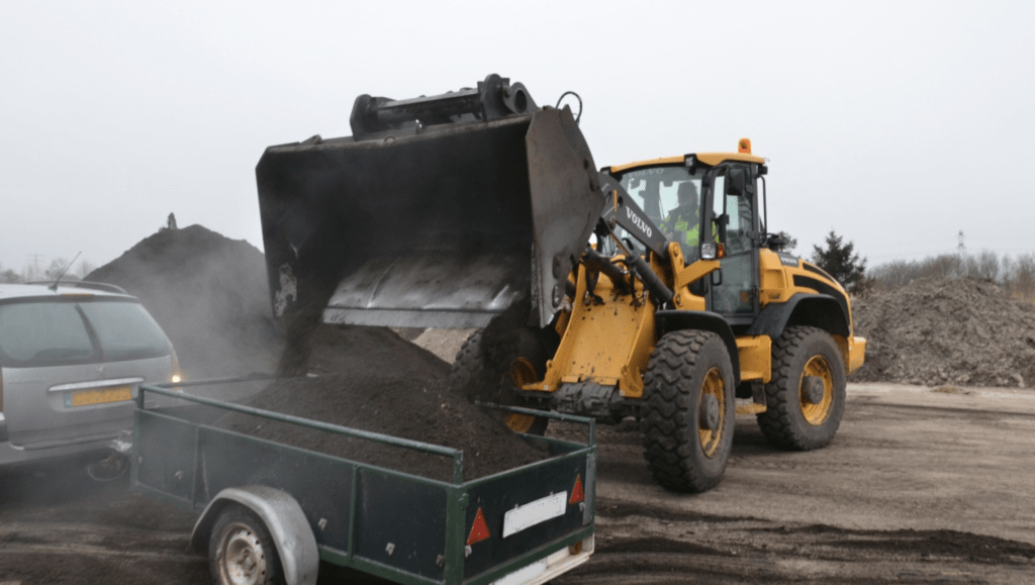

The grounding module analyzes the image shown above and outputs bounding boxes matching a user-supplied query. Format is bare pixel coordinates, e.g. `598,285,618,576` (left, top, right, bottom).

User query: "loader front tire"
450,329,550,435
642,330,735,493
756,326,846,450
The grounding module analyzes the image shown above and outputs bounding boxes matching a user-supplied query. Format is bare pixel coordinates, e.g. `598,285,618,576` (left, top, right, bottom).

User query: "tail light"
170,351,182,384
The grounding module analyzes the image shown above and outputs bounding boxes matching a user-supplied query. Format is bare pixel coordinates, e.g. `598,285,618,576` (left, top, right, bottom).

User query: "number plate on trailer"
502,491,568,538
68,386,133,407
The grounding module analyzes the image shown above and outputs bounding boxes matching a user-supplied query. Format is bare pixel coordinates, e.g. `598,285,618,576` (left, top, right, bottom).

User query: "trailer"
130,378,596,585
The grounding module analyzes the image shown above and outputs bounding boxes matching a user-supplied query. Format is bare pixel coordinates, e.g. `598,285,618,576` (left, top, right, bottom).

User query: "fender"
655,310,741,386
190,486,319,585
746,293,850,339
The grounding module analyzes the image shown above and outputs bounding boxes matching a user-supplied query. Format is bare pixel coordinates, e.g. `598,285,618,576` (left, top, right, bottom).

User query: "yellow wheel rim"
698,367,726,458
504,357,538,433
799,355,834,425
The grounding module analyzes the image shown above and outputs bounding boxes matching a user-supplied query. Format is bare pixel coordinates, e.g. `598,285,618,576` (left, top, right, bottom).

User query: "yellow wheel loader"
256,75,865,494
509,143,868,492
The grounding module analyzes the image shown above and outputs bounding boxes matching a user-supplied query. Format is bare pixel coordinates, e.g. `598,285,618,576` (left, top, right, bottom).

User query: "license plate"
502,492,568,538
69,386,133,407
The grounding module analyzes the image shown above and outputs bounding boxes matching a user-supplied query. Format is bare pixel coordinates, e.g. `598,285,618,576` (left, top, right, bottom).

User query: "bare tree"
76,259,97,280
43,258,81,282
22,259,44,282
1013,254,1035,299
0,269,21,283
975,250,1000,282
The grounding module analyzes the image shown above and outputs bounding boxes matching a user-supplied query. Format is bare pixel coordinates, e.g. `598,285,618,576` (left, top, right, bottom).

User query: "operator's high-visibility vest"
661,208,701,246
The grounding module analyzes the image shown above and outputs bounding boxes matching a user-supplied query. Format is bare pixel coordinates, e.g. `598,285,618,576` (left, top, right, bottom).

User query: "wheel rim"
504,357,538,433
799,355,834,425
698,367,726,458
217,523,268,585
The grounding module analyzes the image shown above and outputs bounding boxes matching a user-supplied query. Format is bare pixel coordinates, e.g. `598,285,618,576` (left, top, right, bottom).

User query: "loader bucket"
256,77,603,329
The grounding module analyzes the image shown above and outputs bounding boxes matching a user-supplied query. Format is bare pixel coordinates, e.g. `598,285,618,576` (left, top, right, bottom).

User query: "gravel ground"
3,383,1033,585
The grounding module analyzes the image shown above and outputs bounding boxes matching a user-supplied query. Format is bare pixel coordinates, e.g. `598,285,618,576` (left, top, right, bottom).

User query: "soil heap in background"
851,276,1035,387
219,324,547,481
87,224,281,379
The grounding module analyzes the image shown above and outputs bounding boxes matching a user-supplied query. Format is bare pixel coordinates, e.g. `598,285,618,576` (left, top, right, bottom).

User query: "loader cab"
609,150,767,326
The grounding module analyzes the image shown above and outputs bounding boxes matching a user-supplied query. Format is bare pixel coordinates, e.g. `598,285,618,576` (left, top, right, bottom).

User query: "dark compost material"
219,324,548,482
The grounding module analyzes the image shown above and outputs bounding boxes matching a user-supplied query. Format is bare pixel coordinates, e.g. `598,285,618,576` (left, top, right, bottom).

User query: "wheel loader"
256,74,866,494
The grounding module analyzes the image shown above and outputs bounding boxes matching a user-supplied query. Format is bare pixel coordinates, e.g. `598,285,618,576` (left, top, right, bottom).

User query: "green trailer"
131,378,596,585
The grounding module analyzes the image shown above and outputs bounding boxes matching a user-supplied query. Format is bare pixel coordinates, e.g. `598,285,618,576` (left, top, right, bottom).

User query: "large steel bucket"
256,81,602,329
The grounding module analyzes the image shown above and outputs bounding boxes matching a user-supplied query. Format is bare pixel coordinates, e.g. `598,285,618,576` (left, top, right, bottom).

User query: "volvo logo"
625,207,652,238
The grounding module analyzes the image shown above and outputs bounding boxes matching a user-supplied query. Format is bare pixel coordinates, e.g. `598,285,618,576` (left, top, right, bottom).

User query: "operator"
660,181,702,246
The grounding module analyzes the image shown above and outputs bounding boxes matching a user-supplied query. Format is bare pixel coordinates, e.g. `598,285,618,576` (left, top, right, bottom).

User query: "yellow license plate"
71,386,133,407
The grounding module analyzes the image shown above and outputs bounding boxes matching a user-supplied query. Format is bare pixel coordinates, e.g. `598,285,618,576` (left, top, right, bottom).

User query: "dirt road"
1,383,1033,584
554,383,1035,584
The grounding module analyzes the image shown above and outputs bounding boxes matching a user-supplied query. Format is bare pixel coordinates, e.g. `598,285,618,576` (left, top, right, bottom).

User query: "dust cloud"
86,224,282,380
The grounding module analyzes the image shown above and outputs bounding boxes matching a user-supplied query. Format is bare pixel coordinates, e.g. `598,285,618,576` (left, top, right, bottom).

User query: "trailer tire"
209,505,284,585
642,330,735,493
450,329,550,435
756,326,846,450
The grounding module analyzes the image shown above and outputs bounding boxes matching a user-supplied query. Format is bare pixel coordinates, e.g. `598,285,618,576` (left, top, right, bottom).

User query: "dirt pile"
851,276,1035,387
220,324,548,481
87,224,281,379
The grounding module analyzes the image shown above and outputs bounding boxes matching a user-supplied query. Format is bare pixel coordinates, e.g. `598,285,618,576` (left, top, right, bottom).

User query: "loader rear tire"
642,330,735,493
756,326,846,450
449,329,550,436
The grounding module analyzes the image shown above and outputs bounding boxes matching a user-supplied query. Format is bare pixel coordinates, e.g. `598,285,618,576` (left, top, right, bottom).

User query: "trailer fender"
190,486,319,585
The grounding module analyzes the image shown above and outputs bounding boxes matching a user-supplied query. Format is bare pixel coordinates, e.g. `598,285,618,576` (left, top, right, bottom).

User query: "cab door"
707,164,761,325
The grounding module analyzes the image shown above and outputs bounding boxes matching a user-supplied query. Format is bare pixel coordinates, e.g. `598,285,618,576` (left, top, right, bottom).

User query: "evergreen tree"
811,231,868,293
773,230,797,253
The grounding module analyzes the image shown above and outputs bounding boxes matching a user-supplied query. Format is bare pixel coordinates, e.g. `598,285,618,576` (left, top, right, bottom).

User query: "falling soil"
86,224,281,379
850,276,1035,387
218,324,548,482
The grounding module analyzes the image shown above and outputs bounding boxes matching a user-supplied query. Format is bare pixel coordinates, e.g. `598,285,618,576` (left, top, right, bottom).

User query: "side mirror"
766,233,788,251
726,167,747,196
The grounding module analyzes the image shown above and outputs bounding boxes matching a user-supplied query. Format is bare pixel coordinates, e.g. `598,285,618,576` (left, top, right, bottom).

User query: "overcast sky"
2,0,1033,276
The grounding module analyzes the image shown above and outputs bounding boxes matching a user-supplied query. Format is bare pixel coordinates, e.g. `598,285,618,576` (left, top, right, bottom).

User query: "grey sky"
2,1,1033,275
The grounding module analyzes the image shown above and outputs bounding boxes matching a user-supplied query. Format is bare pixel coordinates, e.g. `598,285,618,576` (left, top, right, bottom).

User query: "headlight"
701,242,717,260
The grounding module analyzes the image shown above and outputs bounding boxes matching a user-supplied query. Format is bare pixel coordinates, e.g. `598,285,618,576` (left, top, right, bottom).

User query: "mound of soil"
87,225,281,379
219,324,548,481
86,223,543,480
851,277,1035,387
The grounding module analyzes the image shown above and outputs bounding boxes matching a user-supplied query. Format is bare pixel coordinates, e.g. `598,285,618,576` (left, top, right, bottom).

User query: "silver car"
0,282,179,466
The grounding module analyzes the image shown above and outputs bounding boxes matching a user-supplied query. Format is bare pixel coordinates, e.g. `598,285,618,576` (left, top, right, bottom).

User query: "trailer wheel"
642,330,735,493
209,505,284,585
450,329,551,435
757,326,846,450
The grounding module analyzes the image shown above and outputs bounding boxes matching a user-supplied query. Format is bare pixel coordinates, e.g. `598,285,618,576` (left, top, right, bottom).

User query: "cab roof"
607,151,766,175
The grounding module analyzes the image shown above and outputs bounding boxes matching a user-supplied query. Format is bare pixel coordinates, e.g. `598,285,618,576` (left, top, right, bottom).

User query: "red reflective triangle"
467,508,490,545
570,474,585,504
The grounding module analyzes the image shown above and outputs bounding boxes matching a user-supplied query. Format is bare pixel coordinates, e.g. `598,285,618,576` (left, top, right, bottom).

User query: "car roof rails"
27,281,129,295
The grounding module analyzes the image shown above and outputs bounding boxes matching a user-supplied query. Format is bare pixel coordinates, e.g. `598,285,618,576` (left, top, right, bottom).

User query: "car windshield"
615,164,705,262
0,298,171,367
